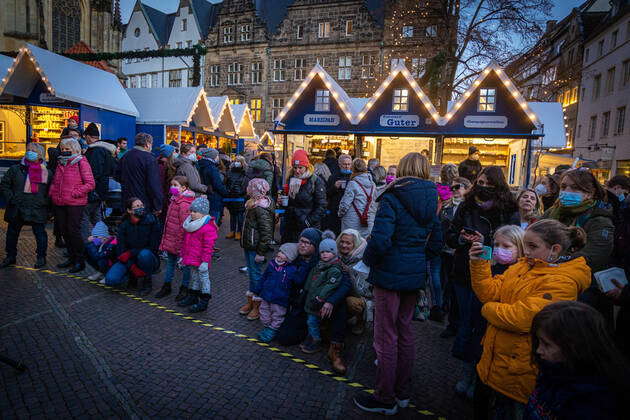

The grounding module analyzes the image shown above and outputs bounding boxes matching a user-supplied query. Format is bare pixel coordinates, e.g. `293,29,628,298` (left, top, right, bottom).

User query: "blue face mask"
340,169,352,175
559,191,584,207
25,151,39,162
619,193,626,202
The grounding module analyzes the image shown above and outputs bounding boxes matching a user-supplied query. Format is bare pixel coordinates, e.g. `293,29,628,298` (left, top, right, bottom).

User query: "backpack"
351,181,374,227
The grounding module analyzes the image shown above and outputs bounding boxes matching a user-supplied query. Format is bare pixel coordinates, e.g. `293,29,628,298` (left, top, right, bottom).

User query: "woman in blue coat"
354,152,440,415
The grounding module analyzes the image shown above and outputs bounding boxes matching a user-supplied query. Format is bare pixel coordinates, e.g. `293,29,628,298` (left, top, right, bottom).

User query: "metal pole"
281,133,288,182
524,137,535,188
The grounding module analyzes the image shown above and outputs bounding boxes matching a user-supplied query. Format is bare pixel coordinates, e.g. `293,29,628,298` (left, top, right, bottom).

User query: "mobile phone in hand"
480,246,493,260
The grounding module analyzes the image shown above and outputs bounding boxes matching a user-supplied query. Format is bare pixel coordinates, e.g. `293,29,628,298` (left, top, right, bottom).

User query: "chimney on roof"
545,20,557,33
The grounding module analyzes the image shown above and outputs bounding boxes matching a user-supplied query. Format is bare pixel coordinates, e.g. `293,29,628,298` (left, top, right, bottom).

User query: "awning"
126,87,214,128
230,103,255,138
207,96,236,134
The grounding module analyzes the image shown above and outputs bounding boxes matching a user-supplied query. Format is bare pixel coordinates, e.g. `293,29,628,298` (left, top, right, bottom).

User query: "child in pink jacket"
177,196,218,313
156,175,195,300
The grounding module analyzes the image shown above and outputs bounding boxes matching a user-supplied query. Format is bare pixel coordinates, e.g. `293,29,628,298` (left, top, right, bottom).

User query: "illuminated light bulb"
366,102,373,108
529,114,536,121
474,80,481,86
432,113,439,119
455,102,461,109
483,68,490,74
520,102,527,108
446,113,453,119
512,91,518,97
339,102,346,108
464,91,471,97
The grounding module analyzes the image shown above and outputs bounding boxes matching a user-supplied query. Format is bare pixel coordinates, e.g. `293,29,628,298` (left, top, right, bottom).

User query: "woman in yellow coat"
469,219,591,419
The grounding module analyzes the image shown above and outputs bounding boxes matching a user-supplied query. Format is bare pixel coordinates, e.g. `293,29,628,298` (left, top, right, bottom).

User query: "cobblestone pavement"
0,214,472,419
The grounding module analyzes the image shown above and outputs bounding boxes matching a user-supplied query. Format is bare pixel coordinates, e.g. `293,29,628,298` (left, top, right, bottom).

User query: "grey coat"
338,172,377,238
175,156,207,195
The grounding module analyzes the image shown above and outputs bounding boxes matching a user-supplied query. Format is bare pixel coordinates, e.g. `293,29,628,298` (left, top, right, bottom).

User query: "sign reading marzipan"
304,114,340,126
39,93,64,103
464,115,508,129
379,114,420,128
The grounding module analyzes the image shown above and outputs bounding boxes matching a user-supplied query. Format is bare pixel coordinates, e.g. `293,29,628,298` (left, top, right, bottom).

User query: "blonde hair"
234,155,247,170
398,152,429,179
517,188,543,215
60,137,81,155
352,158,367,174
494,225,525,258
440,163,459,185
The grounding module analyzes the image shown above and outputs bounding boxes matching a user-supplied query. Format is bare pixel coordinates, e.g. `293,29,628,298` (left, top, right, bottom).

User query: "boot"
300,335,322,354
239,295,253,315
0,256,16,269
188,293,210,313
175,286,188,301
257,327,277,343
234,232,241,241
225,231,235,239
68,261,85,273
34,257,46,269
154,282,172,298
177,290,199,307
247,300,261,320
455,362,475,395
57,258,74,269
138,277,152,296
328,342,347,375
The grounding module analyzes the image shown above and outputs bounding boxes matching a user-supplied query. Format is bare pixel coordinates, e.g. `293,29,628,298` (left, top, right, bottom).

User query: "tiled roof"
191,0,219,38
142,3,175,46
64,42,114,73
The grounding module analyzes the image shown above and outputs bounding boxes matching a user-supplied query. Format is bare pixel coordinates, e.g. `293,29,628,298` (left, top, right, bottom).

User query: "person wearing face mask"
533,174,560,211
325,154,353,234
517,188,543,229
385,165,397,185
104,198,162,295
174,143,207,196
156,144,178,223
0,143,53,269
224,156,249,240
468,219,591,418
197,147,229,223
605,175,630,226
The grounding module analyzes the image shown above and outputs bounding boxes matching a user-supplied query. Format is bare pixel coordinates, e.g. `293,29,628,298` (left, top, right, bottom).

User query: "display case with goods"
442,138,510,167
307,135,354,160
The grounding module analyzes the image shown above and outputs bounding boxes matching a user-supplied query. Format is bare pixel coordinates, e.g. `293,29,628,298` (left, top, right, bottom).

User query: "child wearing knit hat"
85,221,117,282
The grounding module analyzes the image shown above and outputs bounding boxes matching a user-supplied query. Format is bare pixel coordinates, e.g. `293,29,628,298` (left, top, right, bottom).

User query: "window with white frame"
272,98,285,120
273,59,285,82
402,26,414,37
151,72,158,88
318,22,330,38
294,58,306,80
478,88,496,112
186,40,192,48
176,41,183,49
361,55,375,79
426,25,437,37
391,58,405,69
188,69,194,87
169,70,182,87
130,75,138,88
140,73,149,88
208,64,220,87
588,115,597,139
223,26,233,43
598,39,605,56
612,30,618,48
296,25,303,39
623,59,630,87
606,67,616,93
411,58,427,77
345,20,353,36
250,98,263,122
338,56,352,80
181,18,187,31
317,57,326,67
240,24,251,41
251,62,262,85
227,62,243,85
392,89,409,112
602,111,611,137
593,74,601,100
616,106,626,135
315,90,330,112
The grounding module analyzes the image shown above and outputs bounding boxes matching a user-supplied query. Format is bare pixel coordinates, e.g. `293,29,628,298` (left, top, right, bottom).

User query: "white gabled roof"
0,43,138,117
230,103,255,138
207,96,236,133
126,87,214,128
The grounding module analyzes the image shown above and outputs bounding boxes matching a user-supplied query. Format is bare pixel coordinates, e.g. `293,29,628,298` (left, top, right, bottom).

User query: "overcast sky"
120,0,586,25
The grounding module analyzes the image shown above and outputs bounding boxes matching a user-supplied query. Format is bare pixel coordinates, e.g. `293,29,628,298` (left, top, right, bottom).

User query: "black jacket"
117,148,163,213
198,159,229,213
281,174,327,242
458,158,482,182
0,162,52,224
324,171,352,234
116,213,162,257
85,141,116,202
225,167,248,212
323,157,340,178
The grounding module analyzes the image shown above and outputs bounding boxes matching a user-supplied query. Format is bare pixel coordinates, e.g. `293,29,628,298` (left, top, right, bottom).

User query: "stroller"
103,177,124,234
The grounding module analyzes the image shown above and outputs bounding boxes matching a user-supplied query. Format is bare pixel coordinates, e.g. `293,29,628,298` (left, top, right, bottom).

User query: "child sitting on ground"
253,243,299,342
300,231,343,354
177,196,218,313
85,221,117,282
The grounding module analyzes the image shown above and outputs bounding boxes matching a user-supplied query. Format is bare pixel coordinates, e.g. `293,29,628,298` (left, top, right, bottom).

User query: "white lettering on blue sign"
39,93,64,103
464,115,508,129
379,114,420,128
304,114,340,126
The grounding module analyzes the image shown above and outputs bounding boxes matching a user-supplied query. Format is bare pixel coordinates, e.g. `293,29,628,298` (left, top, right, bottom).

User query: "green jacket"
304,259,343,315
249,159,275,190
1,163,52,224
241,200,275,255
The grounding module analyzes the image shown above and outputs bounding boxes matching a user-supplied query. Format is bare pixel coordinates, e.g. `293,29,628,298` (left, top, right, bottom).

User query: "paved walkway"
0,215,472,419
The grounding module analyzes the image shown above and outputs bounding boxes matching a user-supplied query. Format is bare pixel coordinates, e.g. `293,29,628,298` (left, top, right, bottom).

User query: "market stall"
0,43,138,164
231,103,256,154
207,96,237,154
126,87,215,148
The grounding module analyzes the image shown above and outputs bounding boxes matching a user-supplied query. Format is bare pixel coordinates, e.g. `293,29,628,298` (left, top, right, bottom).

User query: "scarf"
57,153,83,166
546,199,596,225
246,177,271,208
183,214,210,232
246,195,271,210
288,170,312,198
23,159,47,194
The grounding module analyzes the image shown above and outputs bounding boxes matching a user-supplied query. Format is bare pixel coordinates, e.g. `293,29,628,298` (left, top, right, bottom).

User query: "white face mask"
187,153,197,162
534,183,548,196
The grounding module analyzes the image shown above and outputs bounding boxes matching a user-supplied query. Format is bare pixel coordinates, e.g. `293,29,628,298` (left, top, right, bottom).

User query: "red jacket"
159,192,194,255
49,156,95,206
181,216,218,266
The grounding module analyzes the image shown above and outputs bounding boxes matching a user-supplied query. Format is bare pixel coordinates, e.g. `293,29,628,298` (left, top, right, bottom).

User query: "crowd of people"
2,121,630,418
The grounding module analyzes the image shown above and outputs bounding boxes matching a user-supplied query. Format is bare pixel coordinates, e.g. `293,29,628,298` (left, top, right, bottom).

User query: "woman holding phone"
445,166,519,399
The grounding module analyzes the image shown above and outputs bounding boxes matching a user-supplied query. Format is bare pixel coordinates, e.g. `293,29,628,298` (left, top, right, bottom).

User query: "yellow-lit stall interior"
284,134,354,164
363,136,434,167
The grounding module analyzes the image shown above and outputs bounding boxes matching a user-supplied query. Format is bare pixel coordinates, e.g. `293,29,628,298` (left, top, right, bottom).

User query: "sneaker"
353,394,398,415
396,398,410,408
238,266,248,273
88,272,104,281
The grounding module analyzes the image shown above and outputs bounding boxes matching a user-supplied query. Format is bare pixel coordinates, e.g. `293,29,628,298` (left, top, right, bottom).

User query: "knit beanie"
299,228,322,248
84,122,100,138
292,149,310,167
158,143,175,158
189,196,210,215
91,221,109,238
247,178,270,199
200,147,219,160
68,115,79,125
279,243,299,262
319,230,338,255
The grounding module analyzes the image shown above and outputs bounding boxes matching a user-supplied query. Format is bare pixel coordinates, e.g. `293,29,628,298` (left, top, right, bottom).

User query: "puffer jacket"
304,259,344,315
1,162,52,224
116,213,162,257
252,260,300,308
181,215,218,266
49,156,95,206
338,172,377,238
470,256,591,403
84,141,116,202
241,198,275,255
281,174,327,242
224,167,248,212
174,156,206,195
159,191,195,255
248,158,275,191
363,177,440,291
197,158,228,212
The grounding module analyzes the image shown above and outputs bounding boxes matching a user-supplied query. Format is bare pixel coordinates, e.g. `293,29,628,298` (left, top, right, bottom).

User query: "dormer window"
392,89,409,112
134,28,140,37
478,88,496,112
315,90,330,112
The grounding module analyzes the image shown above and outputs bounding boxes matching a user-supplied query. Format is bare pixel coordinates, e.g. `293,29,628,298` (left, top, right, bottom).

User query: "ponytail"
567,226,587,253
527,219,587,254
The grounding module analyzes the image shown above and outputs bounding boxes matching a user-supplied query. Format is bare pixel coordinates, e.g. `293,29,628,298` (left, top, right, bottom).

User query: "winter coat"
248,158,275,192
281,174,327,242
470,257,591,404
159,192,195,255
446,201,520,288
181,216,218,266
116,213,162,257
224,167,248,212
524,361,623,420
339,237,371,298
84,141,116,202
1,162,52,224
439,198,463,255
338,173,377,238
614,284,630,359
303,259,344,315
197,158,228,212
323,156,339,178
49,156,95,206
458,158,482,182
47,145,60,174
241,199,275,255
363,177,440,292
118,147,163,213
253,260,300,308
157,156,177,215
325,171,352,234
175,156,206,195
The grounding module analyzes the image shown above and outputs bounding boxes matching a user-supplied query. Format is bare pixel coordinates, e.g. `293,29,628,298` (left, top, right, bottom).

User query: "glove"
199,262,209,272
254,255,265,263
71,190,83,199
118,251,132,263
129,264,146,278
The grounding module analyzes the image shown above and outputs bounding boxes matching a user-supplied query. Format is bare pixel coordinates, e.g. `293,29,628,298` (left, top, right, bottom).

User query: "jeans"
259,301,287,330
80,200,103,241
164,252,190,287
54,205,86,263
427,253,443,308
190,266,211,294
452,284,486,363
244,249,264,293
5,220,47,259
306,314,322,341
105,249,159,285
229,210,244,233
373,286,417,404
